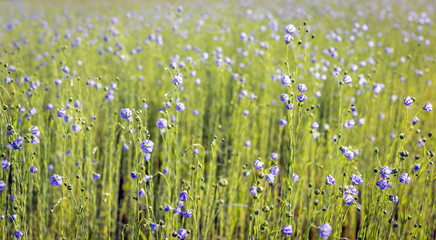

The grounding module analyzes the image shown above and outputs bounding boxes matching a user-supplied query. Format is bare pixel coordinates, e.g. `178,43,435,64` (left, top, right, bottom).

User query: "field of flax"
0,0,435,239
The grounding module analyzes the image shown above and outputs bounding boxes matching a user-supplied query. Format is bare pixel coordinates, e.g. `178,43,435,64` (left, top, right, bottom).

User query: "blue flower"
286,103,294,110
270,153,278,160
0,181,5,191
351,174,363,185
177,229,187,239
270,166,279,176
253,160,264,170
319,223,332,239
326,174,336,185
57,108,66,117
30,166,38,173
140,139,154,153
175,102,185,112
399,173,411,184
390,195,399,204
343,75,352,84
12,137,23,150
423,102,432,112
249,186,257,195
14,230,23,239
265,174,275,183
298,84,307,92
120,108,133,122
131,171,138,179
281,75,291,87
164,205,171,212
343,194,354,205
156,118,168,129
284,34,294,44
139,188,145,197
182,209,192,218
172,73,183,86
285,24,296,34
380,166,392,179
72,124,82,132
293,173,299,182
376,179,389,190
179,190,188,201
412,117,419,125
150,223,158,233
280,94,289,103
49,174,62,187
413,164,420,172
404,96,413,107
93,173,101,180
282,225,293,236
2,160,10,170
297,94,307,102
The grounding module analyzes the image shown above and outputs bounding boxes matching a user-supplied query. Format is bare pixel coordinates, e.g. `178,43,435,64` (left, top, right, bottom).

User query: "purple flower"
57,108,66,117
280,94,290,103
286,103,294,110
72,124,82,132
403,96,413,107
293,173,299,182
164,205,171,212
376,179,389,190
172,74,183,86
140,139,154,153
380,166,392,179
0,181,5,191
297,94,307,102
311,122,319,130
253,160,264,170
62,66,70,73
343,75,352,84
2,160,10,170
341,185,358,195
14,231,23,239
279,119,287,126
120,108,133,122
93,173,101,180
30,166,38,173
282,225,293,236
244,140,251,147
270,166,279,176
179,190,188,201
174,207,182,215
412,117,419,125
175,102,185,112
177,228,187,239
139,188,145,197
281,75,291,87
423,102,432,112
49,174,62,187
413,164,420,172
326,174,336,185
31,138,40,145
390,195,399,204
298,84,307,92
265,174,275,183
285,24,296,34
182,209,192,218
12,137,23,150
284,34,294,44
319,223,332,239
343,194,354,205
30,126,41,137
249,186,257,195
156,118,167,129
351,174,363,185
130,171,138,179
150,223,158,233
399,173,411,184
270,152,278,160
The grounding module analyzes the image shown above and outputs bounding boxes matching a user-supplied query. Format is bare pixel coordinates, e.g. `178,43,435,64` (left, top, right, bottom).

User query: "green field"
0,0,435,239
